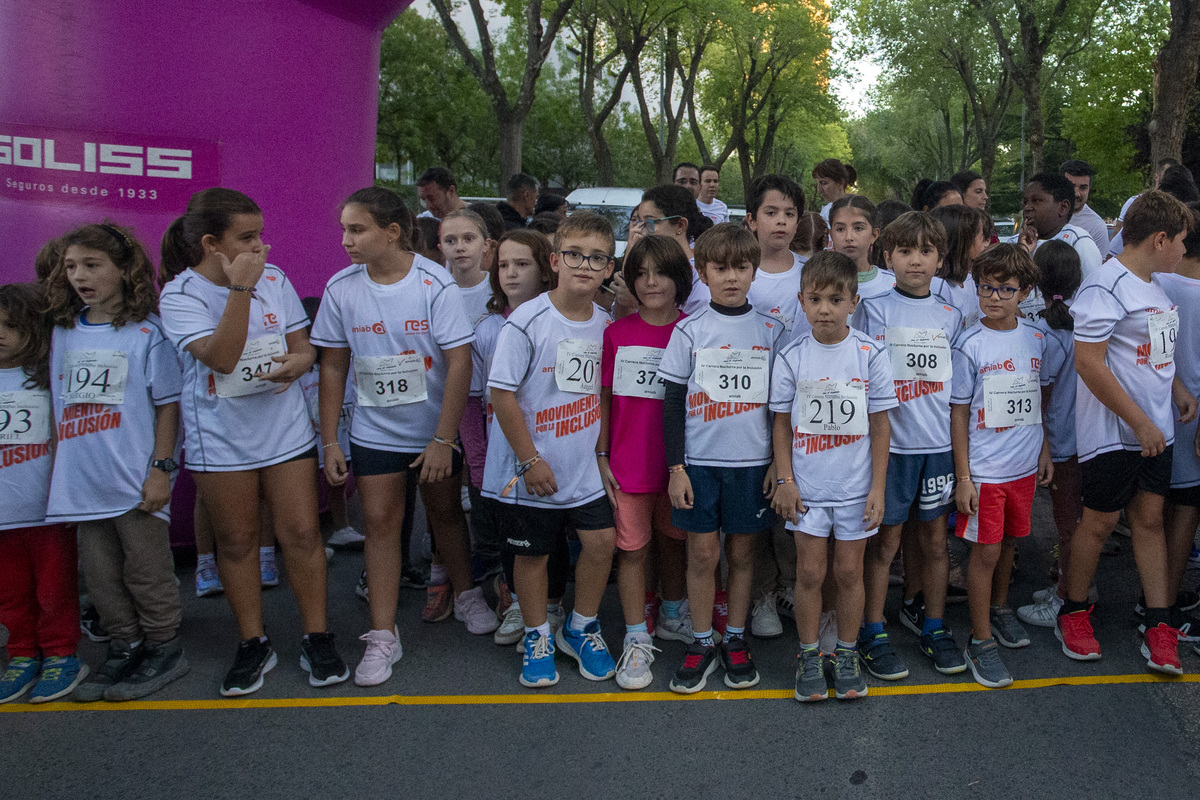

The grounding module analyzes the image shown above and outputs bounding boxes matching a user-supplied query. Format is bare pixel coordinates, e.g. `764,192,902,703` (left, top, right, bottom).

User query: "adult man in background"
1061,160,1111,260
673,162,701,199
497,173,538,230
416,166,468,220
697,165,729,224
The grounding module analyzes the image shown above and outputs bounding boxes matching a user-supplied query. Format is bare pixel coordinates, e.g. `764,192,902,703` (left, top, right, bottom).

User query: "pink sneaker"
713,590,729,637
454,586,500,635
354,627,402,687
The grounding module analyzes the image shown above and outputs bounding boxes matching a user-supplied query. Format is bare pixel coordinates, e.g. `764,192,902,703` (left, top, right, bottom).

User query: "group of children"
1,168,1197,705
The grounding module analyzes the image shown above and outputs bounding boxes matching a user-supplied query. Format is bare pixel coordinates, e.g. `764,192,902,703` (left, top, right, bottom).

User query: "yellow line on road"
1,671,1196,713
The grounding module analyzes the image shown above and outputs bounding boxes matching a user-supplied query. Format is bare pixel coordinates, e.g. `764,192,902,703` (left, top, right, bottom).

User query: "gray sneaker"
74,641,143,702
965,639,1012,688
794,647,828,702
104,636,189,701
990,606,1031,648
615,631,659,690
832,646,868,700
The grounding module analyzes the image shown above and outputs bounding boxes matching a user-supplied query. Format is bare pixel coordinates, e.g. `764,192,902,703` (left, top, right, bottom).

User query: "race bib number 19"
983,373,1041,428
213,335,287,398
0,390,51,445
1148,310,1179,367
354,354,428,407
62,349,128,405
793,381,867,436
887,327,952,382
695,348,769,403
556,339,601,395
612,346,667,399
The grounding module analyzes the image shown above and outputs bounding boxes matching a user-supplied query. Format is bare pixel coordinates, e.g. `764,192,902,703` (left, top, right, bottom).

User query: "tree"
563,0,635,184
428,0,577,190
1150,0,1200,165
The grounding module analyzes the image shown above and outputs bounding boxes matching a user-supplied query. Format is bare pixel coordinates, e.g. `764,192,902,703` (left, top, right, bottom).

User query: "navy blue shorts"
671,463,773,534
882,451,955,526
349,442,463,478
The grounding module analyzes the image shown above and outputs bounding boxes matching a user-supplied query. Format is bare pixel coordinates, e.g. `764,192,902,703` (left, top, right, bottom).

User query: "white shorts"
786,501,875,541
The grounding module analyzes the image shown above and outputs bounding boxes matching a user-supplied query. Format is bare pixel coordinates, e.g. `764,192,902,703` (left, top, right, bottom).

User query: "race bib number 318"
354,354,429,407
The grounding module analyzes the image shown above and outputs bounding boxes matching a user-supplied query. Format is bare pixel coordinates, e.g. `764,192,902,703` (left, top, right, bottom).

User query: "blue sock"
626,622,648,635
922,616,944,636
726,625,745,641
661,599,683,619
862,620,885,638
569,611,596,632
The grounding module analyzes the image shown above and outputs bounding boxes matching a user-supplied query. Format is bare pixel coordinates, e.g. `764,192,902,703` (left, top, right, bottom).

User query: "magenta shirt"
601,312,685,493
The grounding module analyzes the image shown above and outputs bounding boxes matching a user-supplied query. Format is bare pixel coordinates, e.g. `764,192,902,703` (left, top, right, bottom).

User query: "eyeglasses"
976,284,1019,299
559,250,613,271
628,215,681,234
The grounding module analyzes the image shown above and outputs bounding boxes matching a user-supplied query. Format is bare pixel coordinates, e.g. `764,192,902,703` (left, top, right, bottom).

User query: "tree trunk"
498,115,523,195
979,137,997,187
1151,0,1200,166
592,131,615,185
1020,73,1044,176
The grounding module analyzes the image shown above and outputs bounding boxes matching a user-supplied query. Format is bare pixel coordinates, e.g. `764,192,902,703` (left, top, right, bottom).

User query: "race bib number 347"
695,348,769,404
213,335,287,398
556,339,601,395
62,349,128,405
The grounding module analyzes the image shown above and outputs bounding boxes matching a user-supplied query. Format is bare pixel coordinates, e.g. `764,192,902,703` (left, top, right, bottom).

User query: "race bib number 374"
612,346,667,399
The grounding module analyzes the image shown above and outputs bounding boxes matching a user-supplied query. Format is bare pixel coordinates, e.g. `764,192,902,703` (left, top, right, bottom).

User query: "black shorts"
1081,446,1173,513
1168,483,1200,508
500,496,614,557
349,442,464,478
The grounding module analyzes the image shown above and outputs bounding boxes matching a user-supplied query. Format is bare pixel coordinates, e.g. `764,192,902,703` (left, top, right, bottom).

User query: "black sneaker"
720,636,761,689
104,637,190,701
300,632,350,687
669,642,718,694
400,565,429,590
80,607,110,643
832,646,868,700
899,592,924,637
355,570,369,603
74,641,143,702
221,637,277,697
919,626,968,674
1139,607,1200,643
1179,590,1200,613
857,630,909,681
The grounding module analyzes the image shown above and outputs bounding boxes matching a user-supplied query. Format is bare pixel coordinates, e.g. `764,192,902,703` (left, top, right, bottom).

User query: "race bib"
354,354,429,407
1148,310,1179,367
793,380,868,436
62,349,128,405
612,346,667,400
695,348,769,403
887,327,952,382
0,390,51,445
213,335,287,398
555,338,601,395
1018,287,1043,318
983,373,1041,428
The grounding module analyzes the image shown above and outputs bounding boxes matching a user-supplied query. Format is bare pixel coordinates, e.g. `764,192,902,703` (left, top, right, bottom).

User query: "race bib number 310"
793,381,867,436
213,335,286,398
354,354,429,407
556,339,601,395
695,348,769,403
612,346,667,399
0,390,51,445
62,349,128,405
983,373,1041,428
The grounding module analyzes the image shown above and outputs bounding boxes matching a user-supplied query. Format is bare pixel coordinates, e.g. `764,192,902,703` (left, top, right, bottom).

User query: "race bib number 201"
62,349,128,405
556,339,601,395
695,348,769,404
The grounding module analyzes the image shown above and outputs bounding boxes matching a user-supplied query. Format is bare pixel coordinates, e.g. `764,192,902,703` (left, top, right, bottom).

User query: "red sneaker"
1141,623,1183,675
421,583,453,623
1055,607,1101,661
644,592,660,636
713,590,729,637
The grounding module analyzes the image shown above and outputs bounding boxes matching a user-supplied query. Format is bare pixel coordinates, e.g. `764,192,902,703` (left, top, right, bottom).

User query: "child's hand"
324,444,349,487
138,469,171,514
668,469,693,510
956,477,978,517
1018,225,1038,253
1133,419,1167,457
762,460,778,500
598,456,620,508
771,481,805,524
1173,381,1198,424
1037,445,1054,487
220,245,269,288
411,440,454,484
863,485,885,531
266,351,315,392
524,459,558,497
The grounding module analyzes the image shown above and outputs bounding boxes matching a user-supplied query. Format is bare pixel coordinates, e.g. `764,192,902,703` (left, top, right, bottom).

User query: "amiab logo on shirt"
351,321,387,334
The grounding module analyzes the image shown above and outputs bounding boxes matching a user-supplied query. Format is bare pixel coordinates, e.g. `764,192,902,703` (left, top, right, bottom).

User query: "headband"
98,224,133,259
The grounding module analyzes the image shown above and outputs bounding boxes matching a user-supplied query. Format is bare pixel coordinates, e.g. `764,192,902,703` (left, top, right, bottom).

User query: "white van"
565,187,645,257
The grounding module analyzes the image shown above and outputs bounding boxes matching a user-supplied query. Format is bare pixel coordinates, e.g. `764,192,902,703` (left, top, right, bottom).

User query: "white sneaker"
495,604,525,646
818,610,839,655
454,586,499,634
327,526,365,548
324,546,334,562
751,591,783,638
354,627,402,686
616,631,660,690
1033,583,1098,604
776,586,795,619
655,604,695,644
1018,592,1063,628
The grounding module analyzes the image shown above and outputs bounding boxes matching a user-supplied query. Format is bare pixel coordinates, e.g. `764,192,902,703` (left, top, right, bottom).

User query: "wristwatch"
152,458,179,473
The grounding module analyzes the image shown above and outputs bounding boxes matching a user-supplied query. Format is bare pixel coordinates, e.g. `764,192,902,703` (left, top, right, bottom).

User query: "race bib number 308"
556,339,601,395
213,335,286,398
983,373,1041,428
887,327,952,382
612,346,667,399
62,349,128,405
354,354,428,407
695,348,769,403
0,390,51,445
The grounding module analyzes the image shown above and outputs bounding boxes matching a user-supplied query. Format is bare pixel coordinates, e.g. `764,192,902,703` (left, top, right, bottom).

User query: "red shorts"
954,474,1036,545
613,489,686,551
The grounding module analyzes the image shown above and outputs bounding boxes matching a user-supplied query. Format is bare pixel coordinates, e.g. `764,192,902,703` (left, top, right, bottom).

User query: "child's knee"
580,528,617,554
689,537,721,571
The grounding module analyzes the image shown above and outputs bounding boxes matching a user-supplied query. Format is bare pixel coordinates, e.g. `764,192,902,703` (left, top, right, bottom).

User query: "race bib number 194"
62,349,128,405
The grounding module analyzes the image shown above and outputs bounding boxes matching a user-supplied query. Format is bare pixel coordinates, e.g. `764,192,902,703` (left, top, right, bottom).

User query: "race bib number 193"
0,390,51,445
1148,310,1179,367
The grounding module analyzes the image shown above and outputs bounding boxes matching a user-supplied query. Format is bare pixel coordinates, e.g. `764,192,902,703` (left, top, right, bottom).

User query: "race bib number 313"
556,339,601,395
0,390,51,445
695,348,769,403
354,354,429,407
793,381,867,436
62,349,128,405
213,335,287,398
612,346,667,399
983,373,1041,428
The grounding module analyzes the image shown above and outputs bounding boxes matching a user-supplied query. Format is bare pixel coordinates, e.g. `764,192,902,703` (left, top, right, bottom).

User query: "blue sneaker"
30,656,88,703
557,620,616,681
0,657,41,704
519,631,559,688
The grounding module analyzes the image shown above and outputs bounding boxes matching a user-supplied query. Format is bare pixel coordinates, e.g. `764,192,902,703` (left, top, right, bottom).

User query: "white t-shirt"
697,198,730,225
951,320,1049,483
851,289,962,453
47,315,183,522
1155,272,1200,487
857,268,896,301
931,274,979,330
458,277,493,329
1071,260,1178,462
481,293,609,509
1109,195,1141,256
747,251,810,336
470,312,505,398
299,364,355,469
769,328,897,508
160,265,316,471
1034,318,1076,461
1003,224,1103,279
310,257,474,454
820,202,833,223
1072,205,1111,260
681,260,712,316
0,367,53,530
658,305,786,467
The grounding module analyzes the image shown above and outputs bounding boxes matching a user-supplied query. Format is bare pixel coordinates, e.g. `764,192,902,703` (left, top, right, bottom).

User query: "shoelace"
833,649,860,677
581,629,609,653
682,652,706,669
974,643,1005,670
617,640,660,671
359,631,397,662
528,635,552,661
1061,610,1096,640
198,565,219,583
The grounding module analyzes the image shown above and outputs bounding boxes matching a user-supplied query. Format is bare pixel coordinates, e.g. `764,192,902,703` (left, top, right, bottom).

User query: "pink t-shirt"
601,311,685,492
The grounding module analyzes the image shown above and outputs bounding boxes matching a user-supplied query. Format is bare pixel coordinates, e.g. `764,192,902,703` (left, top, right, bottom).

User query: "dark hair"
930,205,985,284
0,282,52,389
950,170,984,195
694,223,760,274
1122,189,1193,247
414,216,440,253
829,195,877,228
467,202,506,241
416,167,456,190
972,243,1040,289
344,186,415,252
812,158,857,187
1060,159,1095,179
880,211,947,257
870,199,913,265
527,212,561,236
700,165,720,180
801,251,857,297
673,162,701,180
622,235,693,308
1183,202,1200,259
1159,157,1182,170
641,184,712,241
50,223,159,328
747,173,805,217
792,211,828,254
534,194,568,216
911,179,961,211
300,296,322,362
553,209,615,254
161,187,261,285
1158,165,1200,203
506,173,539,195
34,238,63,284
1034,240,1082,331
489,229,554,313
1027,173,1076,217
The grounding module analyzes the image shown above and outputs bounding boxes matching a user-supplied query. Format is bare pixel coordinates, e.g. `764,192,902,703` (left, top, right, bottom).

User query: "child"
1007,173,1103,279
830,196,895,301
660,223,787,694
312,187,492,687
481,211,620,688
771,252,896,701
625,185,713,317
1057,191,1196,674
0,283,85,704
598,235,693,690
930,204,988,329
745,174,807,336
851,211,967,679
1016,241,1083,628
791,211,828,263
44,223,188,702
160,188,348,697
951,244,1053,688
440,210,497,328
